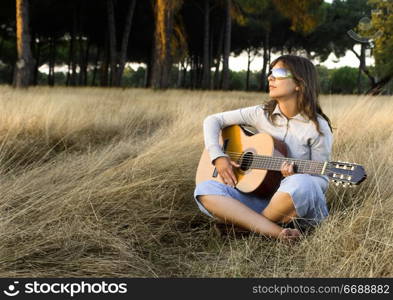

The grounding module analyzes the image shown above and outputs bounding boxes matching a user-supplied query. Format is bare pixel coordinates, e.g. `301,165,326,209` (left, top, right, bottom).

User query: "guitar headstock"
325,161,367,187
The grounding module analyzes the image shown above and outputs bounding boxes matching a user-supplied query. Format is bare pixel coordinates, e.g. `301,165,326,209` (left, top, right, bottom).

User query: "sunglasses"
267,68,293,80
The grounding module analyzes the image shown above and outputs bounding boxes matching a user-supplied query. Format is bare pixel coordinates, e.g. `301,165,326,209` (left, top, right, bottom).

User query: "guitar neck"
235,154,326,175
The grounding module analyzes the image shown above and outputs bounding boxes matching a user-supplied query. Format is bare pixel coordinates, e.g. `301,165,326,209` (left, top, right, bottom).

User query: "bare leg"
262,191,298,224
198,194,297,240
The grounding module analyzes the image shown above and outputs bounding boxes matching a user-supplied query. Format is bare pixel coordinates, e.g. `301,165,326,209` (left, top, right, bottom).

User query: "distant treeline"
3,64,391,94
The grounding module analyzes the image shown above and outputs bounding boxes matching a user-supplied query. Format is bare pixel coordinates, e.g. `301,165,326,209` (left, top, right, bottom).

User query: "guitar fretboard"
230,153,326,175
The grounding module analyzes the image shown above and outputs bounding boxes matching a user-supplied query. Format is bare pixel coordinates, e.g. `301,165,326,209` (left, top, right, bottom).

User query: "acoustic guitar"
195,125,367,197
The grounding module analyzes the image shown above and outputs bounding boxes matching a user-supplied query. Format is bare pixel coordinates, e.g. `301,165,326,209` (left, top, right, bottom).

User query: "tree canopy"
0,0,391,93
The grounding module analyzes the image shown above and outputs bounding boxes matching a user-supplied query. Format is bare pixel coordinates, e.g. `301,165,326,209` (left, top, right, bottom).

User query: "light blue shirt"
203,104,333,190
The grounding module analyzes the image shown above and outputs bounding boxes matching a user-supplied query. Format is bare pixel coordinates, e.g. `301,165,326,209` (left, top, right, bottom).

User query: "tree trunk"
78,37,85,86
350,45,376,92
202,0,210,89
214,20,225,89
48,34,56,86
32,34,40,85
145,60,151,88
198,56,203,88
195,56,201,89
150,0,177,89
176,63,182,88
115,0,136,86
84,41,91,86
107,0,136,87
366,73,393,95
91,46,100,86
67,10,78,86
79,38,90,86
194,56,199,89
189,56,194,89
161,1,175,89
107,0,117,87
77,3,89,87
209,25,214,89
33,40,40,85
268,46,271,67
181,58,188,88
14,0,35,87
0,36,4,54
150,34,162,88
260,30,270,92
100,33,110,86
66,36,72,86
356,44,366,94
221,0,231,90
246,48,251,91
47,38,52,86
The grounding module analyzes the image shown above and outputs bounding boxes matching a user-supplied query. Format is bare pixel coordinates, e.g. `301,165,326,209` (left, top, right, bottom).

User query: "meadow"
0,86,392,277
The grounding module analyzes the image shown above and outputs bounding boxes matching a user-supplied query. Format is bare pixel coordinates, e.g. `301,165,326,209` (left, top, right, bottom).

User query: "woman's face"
268,61,299,100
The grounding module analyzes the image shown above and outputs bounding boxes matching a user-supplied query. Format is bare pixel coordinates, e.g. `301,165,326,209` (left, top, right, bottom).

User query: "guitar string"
223,150,322,167
212,150,355,181
218,150,326,174
211,150,356,182
225,151,324,166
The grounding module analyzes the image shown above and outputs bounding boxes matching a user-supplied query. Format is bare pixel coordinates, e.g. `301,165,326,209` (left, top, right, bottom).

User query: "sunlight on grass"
0,86,391,277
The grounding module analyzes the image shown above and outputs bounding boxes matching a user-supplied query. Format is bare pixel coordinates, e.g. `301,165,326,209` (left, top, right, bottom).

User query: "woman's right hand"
213,156,240,187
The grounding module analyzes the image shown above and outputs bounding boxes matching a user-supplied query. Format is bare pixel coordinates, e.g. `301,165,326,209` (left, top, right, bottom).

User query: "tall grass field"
0,86,392,277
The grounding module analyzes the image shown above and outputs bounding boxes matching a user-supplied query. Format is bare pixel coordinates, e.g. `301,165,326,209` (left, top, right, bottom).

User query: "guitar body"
195,125,287,198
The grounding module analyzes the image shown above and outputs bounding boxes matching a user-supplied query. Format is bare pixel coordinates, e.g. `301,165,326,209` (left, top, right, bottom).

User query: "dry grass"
0,86,392,277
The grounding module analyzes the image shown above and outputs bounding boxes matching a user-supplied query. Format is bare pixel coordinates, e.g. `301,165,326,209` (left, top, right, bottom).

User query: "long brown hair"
264,55,333,134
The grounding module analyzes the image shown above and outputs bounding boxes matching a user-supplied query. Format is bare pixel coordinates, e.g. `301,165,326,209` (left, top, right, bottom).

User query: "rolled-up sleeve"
203,105,260,164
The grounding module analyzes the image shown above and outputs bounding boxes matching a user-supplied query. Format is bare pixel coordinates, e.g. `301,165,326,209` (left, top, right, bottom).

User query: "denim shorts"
193,174,329,226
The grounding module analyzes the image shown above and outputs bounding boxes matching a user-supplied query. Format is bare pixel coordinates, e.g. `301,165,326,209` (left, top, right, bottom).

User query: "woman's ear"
295,86,299,91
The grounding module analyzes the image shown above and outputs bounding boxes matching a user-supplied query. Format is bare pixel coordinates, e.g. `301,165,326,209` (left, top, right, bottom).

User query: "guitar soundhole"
239,152,253,171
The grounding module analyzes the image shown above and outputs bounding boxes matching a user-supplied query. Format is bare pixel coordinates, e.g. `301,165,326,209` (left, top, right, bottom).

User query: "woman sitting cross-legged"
194,55,333,243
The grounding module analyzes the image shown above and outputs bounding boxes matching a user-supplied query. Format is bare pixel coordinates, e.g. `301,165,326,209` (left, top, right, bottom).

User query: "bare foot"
278,228,302,244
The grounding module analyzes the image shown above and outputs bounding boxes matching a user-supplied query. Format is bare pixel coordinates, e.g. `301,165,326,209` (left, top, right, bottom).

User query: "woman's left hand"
281,161,295,177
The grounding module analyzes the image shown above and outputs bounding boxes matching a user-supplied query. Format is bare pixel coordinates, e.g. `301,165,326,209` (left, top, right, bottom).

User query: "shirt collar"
272,104,309,122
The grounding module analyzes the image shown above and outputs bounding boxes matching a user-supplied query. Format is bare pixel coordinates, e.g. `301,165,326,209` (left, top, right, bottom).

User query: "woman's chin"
269,91,278,98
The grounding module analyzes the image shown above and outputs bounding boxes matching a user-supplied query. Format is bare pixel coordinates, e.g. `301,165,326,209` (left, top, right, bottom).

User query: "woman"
193,55,333,242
